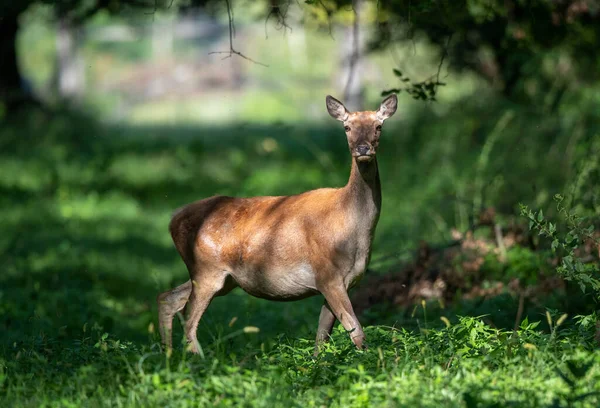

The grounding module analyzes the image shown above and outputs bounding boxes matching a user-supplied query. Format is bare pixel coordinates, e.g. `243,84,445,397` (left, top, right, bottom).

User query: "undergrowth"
2,313,599,407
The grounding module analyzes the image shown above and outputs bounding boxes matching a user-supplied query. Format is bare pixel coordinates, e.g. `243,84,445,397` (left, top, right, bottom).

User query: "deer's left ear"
376,94,398,122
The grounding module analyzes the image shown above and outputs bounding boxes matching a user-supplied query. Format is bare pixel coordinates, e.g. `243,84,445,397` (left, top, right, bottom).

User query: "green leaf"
393,69,403,77
565,233,574,244
152,373,161,387
537,209,544,222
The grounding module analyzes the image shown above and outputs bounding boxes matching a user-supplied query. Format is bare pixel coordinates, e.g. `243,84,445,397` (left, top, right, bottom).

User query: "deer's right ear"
326,95,349,122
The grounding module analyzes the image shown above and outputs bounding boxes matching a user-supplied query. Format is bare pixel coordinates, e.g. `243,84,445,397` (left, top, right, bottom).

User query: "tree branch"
435,33,452,85
318,0,334,39
209,0,268,67
382,33,452,101
265,0,292,39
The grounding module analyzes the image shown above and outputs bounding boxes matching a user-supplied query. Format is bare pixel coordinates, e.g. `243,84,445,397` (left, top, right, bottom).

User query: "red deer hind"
157,94,398,354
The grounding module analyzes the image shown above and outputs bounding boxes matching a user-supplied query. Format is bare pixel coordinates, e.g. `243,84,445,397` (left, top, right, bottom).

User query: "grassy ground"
1,103,599,407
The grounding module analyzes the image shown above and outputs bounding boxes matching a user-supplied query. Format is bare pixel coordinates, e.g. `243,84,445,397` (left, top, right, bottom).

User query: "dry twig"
265,0,292,38
209,0,268,67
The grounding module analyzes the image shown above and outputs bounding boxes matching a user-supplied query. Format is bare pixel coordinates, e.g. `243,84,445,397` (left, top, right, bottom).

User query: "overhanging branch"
209,0,268,67
265,0,292,38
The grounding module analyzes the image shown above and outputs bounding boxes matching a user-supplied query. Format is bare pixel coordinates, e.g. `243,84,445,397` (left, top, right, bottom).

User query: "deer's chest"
342,234,373,289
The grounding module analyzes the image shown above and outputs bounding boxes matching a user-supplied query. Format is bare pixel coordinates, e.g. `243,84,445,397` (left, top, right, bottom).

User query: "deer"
157,94,398,354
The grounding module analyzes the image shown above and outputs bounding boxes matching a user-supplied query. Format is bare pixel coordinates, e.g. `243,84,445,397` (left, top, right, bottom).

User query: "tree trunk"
56,17,85,100
0,12,26,110
340,0,364,111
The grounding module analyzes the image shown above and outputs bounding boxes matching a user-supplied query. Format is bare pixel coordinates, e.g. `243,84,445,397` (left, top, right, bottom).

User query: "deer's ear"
376,94,398,122
326,95,349,122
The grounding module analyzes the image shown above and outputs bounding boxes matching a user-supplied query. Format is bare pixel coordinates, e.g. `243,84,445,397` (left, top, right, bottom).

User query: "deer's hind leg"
184,269,235,354
157,280,192,349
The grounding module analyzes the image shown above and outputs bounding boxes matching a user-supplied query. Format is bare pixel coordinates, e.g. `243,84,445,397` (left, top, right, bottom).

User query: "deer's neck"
342,158,381,233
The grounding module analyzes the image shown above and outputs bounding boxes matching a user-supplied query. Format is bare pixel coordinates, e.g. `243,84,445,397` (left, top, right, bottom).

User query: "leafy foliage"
370,0,600,104
381,69,445,101
2,315,600,406
520,195,600,299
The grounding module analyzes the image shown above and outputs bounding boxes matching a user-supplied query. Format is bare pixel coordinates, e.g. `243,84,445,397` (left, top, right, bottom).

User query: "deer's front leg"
317,280,365,350
314,302,336,356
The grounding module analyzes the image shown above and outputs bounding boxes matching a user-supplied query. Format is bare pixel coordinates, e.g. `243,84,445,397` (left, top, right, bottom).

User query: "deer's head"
326,94,397,163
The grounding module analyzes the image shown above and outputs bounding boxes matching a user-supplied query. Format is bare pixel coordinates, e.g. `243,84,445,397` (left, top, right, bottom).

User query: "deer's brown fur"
157,94,398,354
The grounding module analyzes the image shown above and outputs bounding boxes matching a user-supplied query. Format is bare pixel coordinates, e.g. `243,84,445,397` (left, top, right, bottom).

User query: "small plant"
381,69,445,101
520,194,600,299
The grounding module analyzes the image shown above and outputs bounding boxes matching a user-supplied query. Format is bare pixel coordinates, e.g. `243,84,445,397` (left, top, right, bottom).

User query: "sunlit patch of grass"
107,153,193,187
0,158,53,192
57,190,141,221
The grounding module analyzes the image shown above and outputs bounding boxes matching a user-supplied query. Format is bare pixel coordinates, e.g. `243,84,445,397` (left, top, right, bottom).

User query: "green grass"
1,102,599,407
3,317,599,407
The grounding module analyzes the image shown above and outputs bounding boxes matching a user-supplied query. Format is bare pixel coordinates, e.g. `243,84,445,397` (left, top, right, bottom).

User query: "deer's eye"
376,125,382,131
344,126,351,132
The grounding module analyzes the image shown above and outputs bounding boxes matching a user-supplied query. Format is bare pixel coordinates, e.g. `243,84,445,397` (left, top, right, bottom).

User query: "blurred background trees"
2,0,600,111
1,2,599,403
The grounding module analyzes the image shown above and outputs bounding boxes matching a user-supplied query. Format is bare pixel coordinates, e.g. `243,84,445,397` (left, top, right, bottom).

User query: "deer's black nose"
356,145,370,156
